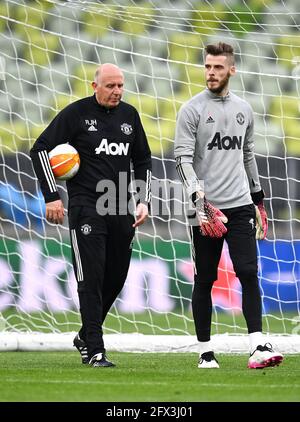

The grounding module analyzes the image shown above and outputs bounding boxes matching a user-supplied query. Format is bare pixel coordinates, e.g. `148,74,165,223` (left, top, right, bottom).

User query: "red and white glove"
255,202,268,240
195,196,228,238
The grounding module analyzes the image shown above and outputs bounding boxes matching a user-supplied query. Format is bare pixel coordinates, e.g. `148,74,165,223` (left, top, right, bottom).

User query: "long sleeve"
30,104,79,203
131,111,152,204
174,105,203,198
243,108,261,194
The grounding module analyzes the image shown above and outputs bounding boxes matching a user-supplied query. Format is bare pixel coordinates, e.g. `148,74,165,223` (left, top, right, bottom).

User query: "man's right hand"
46,199,65,225
196,196,228,238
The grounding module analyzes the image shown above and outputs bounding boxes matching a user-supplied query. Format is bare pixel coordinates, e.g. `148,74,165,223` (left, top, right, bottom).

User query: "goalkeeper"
174,42,283,369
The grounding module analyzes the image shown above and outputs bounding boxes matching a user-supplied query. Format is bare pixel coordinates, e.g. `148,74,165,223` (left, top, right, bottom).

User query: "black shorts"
189,204,257,283
68,206,135,291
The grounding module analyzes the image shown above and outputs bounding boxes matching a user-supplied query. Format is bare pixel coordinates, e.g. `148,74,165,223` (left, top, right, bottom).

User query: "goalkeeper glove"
195,194,228,238
251,190,268,240
255,202,268,240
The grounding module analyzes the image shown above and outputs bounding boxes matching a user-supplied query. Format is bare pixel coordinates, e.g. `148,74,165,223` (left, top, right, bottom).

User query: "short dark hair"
205,42,235,64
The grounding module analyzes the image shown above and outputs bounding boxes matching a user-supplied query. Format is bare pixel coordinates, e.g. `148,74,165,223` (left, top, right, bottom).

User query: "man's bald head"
92,63,124,108
94,63,124,85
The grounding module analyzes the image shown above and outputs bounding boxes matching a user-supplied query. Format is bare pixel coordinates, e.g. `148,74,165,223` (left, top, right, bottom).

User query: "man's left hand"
255,202,268,240
132,203,149,228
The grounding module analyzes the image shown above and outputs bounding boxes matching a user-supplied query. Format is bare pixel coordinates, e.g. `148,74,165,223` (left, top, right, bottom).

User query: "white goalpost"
0,0,299,353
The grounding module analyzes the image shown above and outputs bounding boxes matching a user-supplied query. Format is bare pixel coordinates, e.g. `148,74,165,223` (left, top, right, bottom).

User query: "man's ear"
91,81,97,90
230,66,236,76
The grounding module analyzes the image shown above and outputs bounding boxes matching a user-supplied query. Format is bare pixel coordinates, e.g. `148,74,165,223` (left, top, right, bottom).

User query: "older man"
30,64,152,367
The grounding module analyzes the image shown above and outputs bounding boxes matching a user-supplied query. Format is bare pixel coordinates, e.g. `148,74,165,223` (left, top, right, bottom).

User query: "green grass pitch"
0,352,299,402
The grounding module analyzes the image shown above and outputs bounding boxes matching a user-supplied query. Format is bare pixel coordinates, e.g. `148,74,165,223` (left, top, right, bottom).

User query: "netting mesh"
0,0,299,348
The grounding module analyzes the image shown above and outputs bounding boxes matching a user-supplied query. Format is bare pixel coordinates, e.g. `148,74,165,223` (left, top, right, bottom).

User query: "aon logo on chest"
207,132,242,150
95,138,130,156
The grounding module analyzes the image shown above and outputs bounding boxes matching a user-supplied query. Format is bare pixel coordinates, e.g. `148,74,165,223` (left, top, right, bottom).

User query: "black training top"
30,95,152,212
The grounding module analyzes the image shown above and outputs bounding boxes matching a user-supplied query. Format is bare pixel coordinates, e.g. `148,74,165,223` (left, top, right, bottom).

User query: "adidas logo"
88,125,97,131
206,116,215,123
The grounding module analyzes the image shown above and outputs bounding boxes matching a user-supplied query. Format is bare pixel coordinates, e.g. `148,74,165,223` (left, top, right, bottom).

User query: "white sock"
249,332,264,354
199,341,213,355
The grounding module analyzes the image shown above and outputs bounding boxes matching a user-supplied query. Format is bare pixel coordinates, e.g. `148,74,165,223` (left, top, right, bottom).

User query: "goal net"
0,0,299,353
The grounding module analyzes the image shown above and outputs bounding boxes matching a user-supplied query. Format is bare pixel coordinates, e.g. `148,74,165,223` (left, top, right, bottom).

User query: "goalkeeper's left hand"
255,202,268,240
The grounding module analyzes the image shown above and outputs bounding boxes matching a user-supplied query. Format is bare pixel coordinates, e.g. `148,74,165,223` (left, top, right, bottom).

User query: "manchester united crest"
121,123,133,135
236,112,245,125
81,224,91,235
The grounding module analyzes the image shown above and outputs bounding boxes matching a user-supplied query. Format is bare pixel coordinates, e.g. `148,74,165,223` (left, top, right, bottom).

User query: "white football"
48,143,80,180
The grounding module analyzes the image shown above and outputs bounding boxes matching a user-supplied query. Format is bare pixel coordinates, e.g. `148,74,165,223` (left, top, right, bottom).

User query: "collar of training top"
205,88,231,101
92,94,120,112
